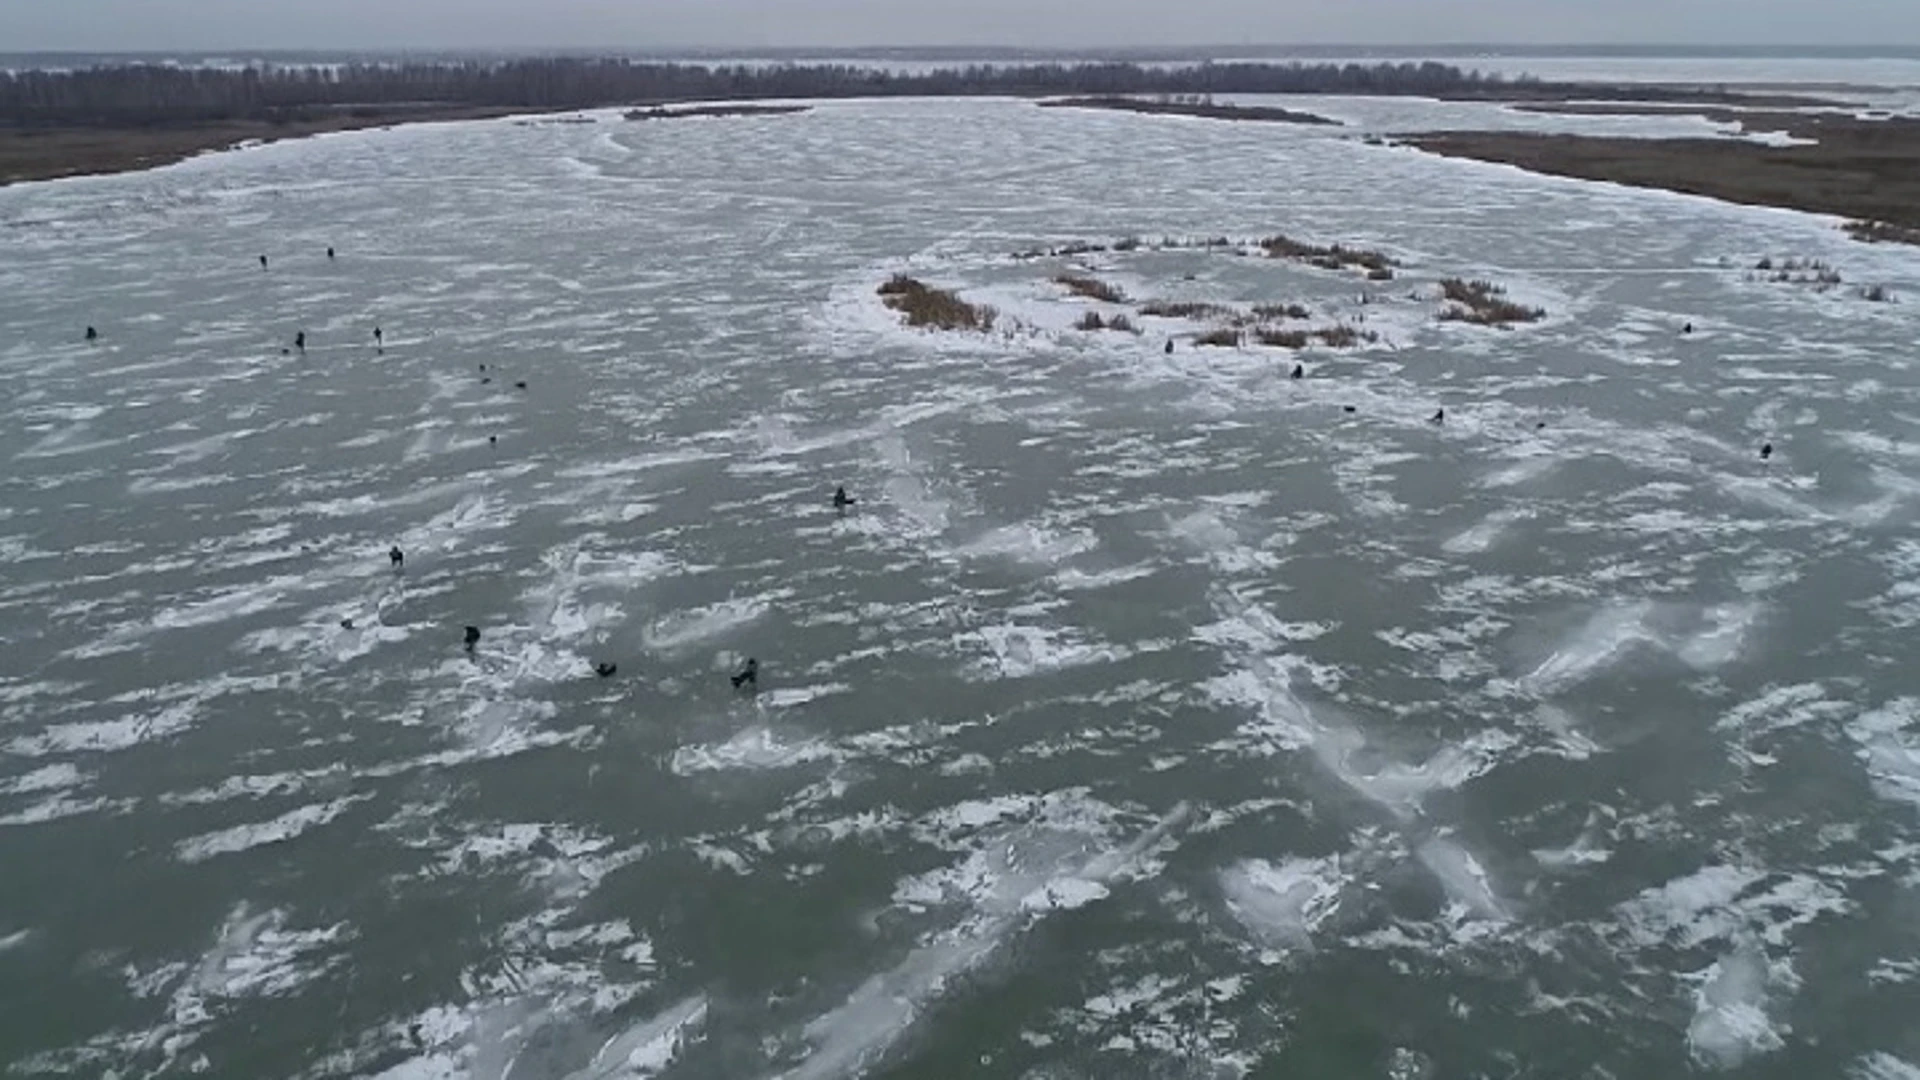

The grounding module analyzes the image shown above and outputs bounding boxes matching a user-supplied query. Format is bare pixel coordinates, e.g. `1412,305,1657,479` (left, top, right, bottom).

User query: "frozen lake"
3,96,1920,1078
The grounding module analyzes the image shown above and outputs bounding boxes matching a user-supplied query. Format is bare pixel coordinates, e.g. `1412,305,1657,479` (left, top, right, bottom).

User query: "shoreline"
1406,108,1920,241
0,105,578,187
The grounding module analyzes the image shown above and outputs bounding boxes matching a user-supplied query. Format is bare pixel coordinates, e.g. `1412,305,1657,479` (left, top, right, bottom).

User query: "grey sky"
3,0,1916,51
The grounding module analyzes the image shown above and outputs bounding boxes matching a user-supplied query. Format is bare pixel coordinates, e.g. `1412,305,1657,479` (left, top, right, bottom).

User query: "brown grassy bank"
1407,112,1920,242
0,105,572,186
1038,97,1341,126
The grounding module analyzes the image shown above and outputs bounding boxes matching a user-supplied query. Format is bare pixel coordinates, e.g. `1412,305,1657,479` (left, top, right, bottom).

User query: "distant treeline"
0,59,1541,127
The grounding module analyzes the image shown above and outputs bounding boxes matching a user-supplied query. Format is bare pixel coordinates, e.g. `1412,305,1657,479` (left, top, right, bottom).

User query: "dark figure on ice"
1290,363,1304,380
464,625,482,652
295,331,306,352
327,247,336,259
374,326,383,347
833,486,856,512
259,255,269,270
731,657,759,691
1760,442,1774,460
594,662,618,678
1430,407,1445,424
1343,405,1357,413
85,326,98,342
389,545,404,569
514,380,527,390
1683,322,1694,335
340,618,355,630
1164,339,1175,355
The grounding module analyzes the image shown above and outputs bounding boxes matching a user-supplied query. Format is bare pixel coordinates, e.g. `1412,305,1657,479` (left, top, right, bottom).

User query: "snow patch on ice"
176,796,369,863
1220,856,1347,950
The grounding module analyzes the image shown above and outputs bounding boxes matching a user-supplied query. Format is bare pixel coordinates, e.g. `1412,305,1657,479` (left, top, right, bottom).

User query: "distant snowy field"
2,94,1919,1078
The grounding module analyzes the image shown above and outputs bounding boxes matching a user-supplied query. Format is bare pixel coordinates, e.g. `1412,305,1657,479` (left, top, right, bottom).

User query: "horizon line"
6,42,1920,56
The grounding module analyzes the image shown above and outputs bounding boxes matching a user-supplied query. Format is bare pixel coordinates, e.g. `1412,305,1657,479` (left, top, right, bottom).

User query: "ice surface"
3,84,1917,1079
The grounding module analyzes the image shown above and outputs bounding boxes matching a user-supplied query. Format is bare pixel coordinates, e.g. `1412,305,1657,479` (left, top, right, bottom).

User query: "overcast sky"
3,0,1915,51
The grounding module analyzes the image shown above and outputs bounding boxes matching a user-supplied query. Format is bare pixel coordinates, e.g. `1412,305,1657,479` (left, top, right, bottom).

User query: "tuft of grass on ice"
1846,219,1920,246
1251,302,1311,321
1140,299,1240,321
1054,273,1129,303
878,275,998,332
1259,233,1396,273
1437,277,1545,325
